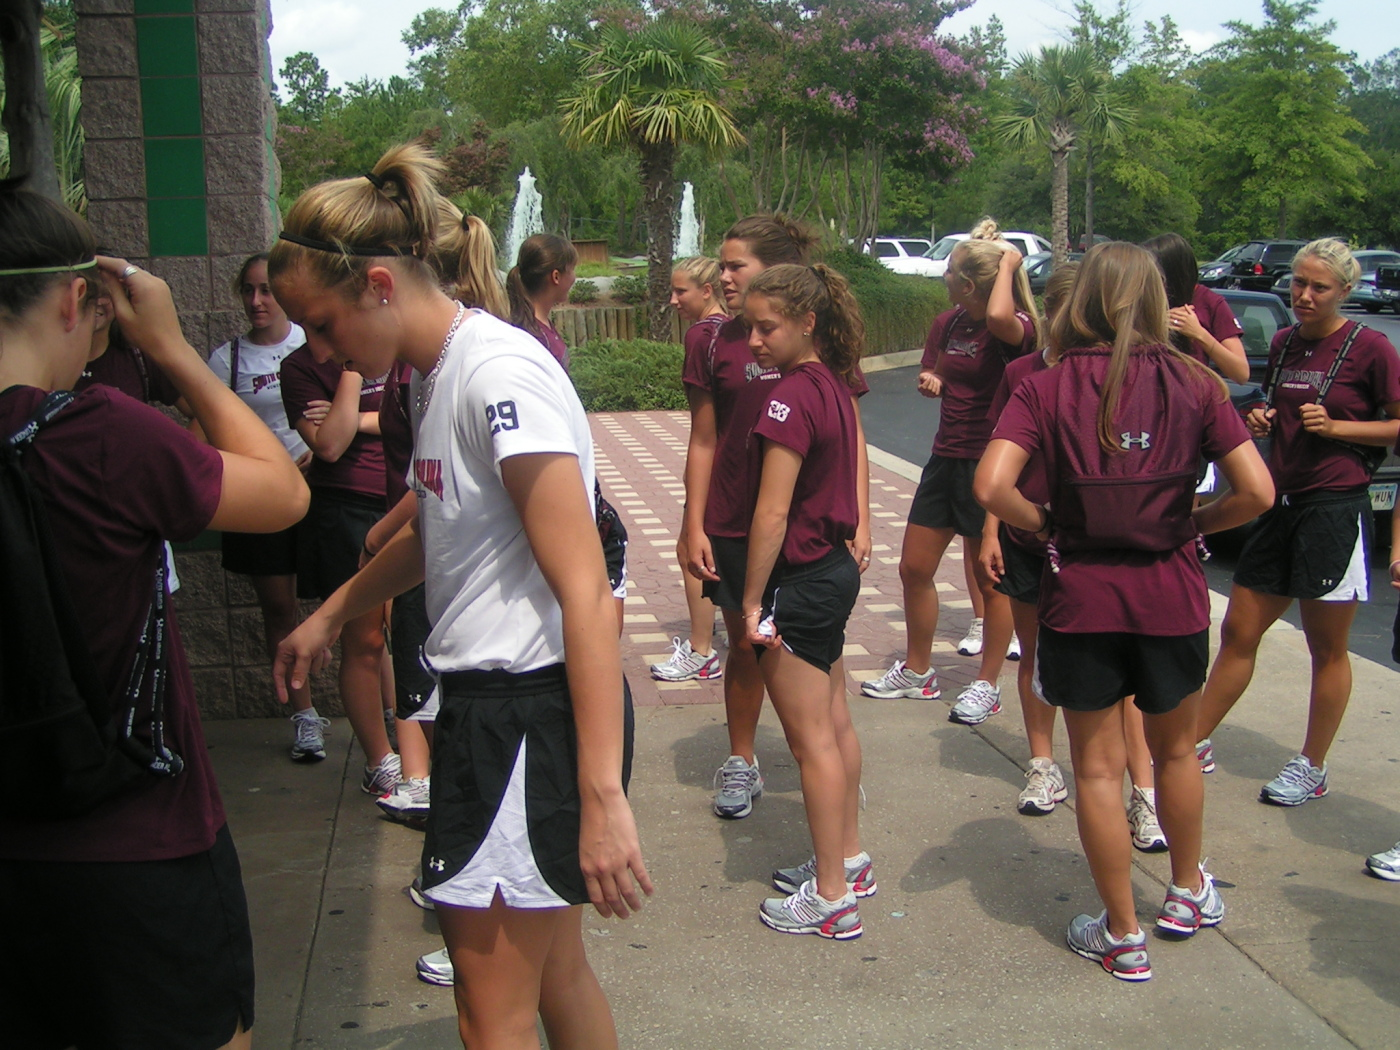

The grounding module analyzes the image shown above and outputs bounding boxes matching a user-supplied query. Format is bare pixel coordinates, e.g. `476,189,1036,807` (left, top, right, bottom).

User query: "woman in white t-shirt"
270,144,650,1046
208,254,325,760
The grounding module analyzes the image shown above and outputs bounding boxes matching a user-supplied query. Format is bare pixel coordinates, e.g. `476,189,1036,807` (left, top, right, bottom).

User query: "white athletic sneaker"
290,708,329,763
1018,757,1067,815
860,661,941,700
361,752,402,795
957,617,985,656
713,755,763,818
377,776,430,826
949,679,1001,725
416,946,454,986
1007,634,1022,661
1127,785,1168,852
650,637,723,681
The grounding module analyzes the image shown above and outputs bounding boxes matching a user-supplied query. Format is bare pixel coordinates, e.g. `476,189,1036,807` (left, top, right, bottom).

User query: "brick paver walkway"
592,410,987,708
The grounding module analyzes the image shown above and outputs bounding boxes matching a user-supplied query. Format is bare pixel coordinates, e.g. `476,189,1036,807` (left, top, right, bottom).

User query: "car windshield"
1211,245,1246,264
1356,252,1400,271
924,236,961,260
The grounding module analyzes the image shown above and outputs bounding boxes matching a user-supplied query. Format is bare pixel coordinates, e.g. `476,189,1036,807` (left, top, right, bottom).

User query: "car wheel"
1364,303,1382,314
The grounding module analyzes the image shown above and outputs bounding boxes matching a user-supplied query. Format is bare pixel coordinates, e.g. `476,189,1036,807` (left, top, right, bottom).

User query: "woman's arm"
1173,306,1249,382
1298,401,1400,446
682,388,720,581
96,258,307,534
850,395,872,571
1193,441,1274,534
362,491,417,564
742,441,803,646
985,248,1026,347
501,451,652,918
296,369,366,462
980,510,1005,582
973,439,1041,533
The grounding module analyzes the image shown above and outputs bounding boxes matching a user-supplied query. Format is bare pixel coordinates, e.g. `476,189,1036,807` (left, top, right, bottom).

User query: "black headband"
277,231,410,258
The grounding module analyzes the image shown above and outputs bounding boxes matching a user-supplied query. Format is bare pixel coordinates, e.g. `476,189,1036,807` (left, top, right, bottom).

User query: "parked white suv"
870,238,938,277
923,232,1052,277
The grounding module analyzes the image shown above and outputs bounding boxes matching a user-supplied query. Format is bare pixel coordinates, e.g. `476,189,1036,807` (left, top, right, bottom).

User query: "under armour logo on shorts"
1119,431,1151,450
767,400,791,423
428,857,446,872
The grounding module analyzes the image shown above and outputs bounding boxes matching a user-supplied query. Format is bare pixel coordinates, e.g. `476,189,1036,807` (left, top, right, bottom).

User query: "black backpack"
1,391,183,820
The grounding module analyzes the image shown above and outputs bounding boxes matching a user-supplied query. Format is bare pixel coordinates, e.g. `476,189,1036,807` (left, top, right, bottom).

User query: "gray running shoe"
650,638,723,681
290,709,329,763
1128,786,1168,852
772,852,877,898
408,876,435,911
1066,911,1151,981
1018,757,1067,815
860,660,940,700
949,679,1001,725
1365,842,1400,881
361,752,402,795
1260,755,1328,806
1156,865,1225,936
957,618,984,656
416,946,453,987
713,755,763,818
377,776,430,826
759,879,862,939
1196,737,1216,773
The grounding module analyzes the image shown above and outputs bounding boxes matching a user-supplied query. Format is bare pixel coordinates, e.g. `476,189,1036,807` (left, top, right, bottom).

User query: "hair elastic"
277,231,408,258
364,171,386,190
0,258,98,277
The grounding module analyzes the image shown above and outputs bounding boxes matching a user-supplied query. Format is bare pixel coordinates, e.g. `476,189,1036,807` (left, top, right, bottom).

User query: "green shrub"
571,338,687,412
611,274,649,304
568,278,600,304
825,248,948,356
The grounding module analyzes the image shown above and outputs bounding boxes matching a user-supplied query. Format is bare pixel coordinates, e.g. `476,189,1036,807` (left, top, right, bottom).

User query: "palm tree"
561,22,743,341
991,44,1133,266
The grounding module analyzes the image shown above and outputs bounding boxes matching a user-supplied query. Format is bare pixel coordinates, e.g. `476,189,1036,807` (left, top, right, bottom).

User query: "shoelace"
1276,760,1316,787
963,682,998,708
294,714,329,747
714,763,755,793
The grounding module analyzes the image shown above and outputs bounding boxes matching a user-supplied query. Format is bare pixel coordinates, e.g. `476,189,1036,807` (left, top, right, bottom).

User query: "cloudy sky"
268,0,1386,89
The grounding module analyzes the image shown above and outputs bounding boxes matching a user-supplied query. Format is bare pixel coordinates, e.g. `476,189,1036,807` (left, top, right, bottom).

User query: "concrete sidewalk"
214,410,1400,1048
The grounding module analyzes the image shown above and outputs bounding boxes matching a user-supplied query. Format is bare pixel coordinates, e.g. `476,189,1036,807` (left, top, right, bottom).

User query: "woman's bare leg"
1142,692,1207,892
898,524,956,675
1063,706,1137,938
340,606,392,769
719,606,764,764
828,657,863,858
683,567,716,656
965,535,1011,684
250,574,312,712
1297,599,1360,765
1010,599,1056,758
1197,585,1292,742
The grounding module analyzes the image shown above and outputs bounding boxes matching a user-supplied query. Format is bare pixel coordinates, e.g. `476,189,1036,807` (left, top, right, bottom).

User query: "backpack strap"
8,390,76,449
227,336,241,392
1314,320,1366,403
1261,324,1298,408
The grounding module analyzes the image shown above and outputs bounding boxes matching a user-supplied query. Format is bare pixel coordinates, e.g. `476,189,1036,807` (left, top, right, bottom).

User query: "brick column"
75,0,279,355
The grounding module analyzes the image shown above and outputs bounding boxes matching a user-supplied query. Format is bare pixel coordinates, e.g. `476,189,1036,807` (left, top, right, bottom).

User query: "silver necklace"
416,303,468,416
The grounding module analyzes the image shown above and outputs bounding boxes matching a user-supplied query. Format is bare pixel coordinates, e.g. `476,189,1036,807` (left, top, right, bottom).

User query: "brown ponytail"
723,214,819,267
268,141,445,293
506,233,577,339
745,263,866,388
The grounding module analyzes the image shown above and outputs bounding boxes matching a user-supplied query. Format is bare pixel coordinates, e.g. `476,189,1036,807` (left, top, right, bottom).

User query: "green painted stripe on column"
134,0,196,14
148,198,209,257
144,138,206,199
140,76,202,136
136,16,198,76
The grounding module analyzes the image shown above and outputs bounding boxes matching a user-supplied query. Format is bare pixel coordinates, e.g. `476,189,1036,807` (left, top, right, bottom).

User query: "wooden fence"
550,302,933,356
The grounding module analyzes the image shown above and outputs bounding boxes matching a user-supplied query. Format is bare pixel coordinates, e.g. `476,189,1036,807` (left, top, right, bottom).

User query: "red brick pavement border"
592,410,988,707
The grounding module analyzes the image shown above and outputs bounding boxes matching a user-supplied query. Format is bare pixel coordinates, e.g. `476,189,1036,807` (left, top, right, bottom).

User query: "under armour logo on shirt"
1120,432,1151,450
767,400,791,423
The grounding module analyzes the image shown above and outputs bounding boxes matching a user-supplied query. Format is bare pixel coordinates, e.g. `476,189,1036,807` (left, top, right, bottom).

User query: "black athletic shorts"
221,523,298,577
757,547,860,674
993,525,1045,605
0,824,255,1050
296,486,385,600
391,583,435,720
1233,488,1371,601
1035,626,1208,715
909,453,985,537
596,489,629,598
424,665,634,908
701,534,748,612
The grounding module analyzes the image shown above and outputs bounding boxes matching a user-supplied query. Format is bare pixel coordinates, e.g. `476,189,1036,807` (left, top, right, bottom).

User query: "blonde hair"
268,141,445,294
1293,237,1360,289
744,263,865,388
947,221,1043,348
1041,261,1080,333
432,199,508,319
673,255,721,296
1050,242,1225,453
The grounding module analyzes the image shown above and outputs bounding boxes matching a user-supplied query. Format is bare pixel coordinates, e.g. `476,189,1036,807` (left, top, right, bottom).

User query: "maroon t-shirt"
380,361,414,507
76,340,180,406
994,353,1249,635
280,345,386,500
1265,321,1400,496
922,308,1036,459
752,361,859,567
536,320,570,371
0,385,225,862
990,348,1052,551
699,318,783,538
1183,285,1245,369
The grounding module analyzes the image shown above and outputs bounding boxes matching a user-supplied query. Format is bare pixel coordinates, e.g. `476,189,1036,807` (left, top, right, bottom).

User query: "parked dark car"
1269,250,1400,313
1198,240,1307,293
1021,251,1082,295
1199,288,1400,522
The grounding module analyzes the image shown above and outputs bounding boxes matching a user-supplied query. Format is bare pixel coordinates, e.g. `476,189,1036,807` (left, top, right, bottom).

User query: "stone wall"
75,0,279,356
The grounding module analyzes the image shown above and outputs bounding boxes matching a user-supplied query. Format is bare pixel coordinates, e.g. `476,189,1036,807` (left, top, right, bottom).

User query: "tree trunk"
1051,147,1070,269
640,140,678,342
1083,139,1095,247
0,0,60,201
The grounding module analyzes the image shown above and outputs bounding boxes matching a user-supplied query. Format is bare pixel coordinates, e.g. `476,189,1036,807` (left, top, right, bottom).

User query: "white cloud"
269,0,442,87
1178,28,1223,54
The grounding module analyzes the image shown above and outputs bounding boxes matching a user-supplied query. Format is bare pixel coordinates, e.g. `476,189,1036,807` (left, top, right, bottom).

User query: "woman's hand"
1299,403,1337,438
744,608,781,650
273,611,341,703
94,257,189,361
1246,405,1276,438
1169,305,1207,343
683,527,720,581
295,450,314,475
1390,558,1400,591
979,533,1004,583
848,524,873,574
917,370,943,399
302,399,332,426
579,789,654,919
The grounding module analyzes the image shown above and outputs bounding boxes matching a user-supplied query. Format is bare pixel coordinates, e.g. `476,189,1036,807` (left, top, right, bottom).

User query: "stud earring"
381,298,389,306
